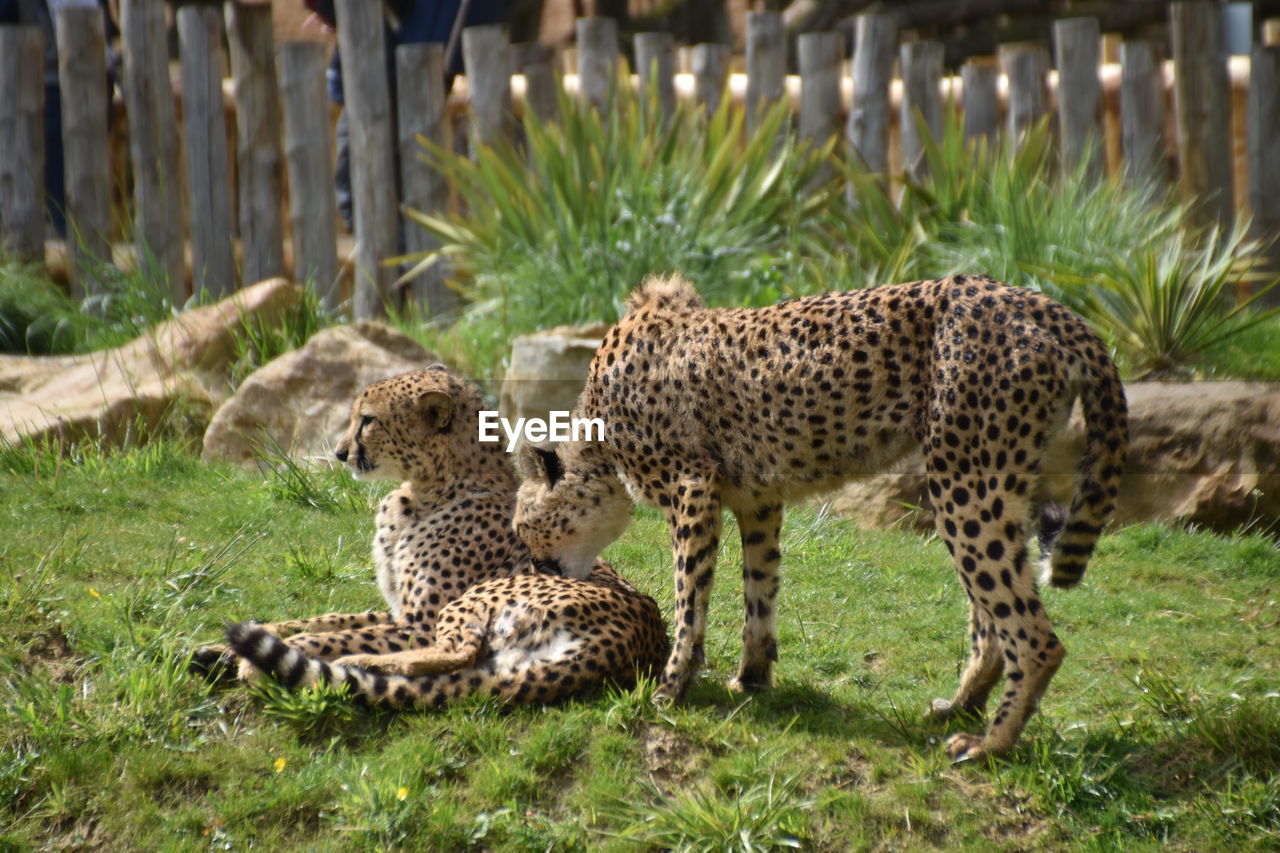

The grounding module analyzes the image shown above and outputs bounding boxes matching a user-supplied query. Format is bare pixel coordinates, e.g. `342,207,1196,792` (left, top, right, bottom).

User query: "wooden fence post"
577,17,618,114
1170,1,1234,227
1266,18,1280,45
396,42,454,318
54,6,112,295
1249,44,1280,305
518,42,558,124
120,0,185,299
961,58,1000,145
335,0,399,319
635,32,676,122
1053,17,1103,179
1001,43,1049,142
900,40,944,181
463,24,513,152
745,11,785,133
0,26,45,265
1119,40,1166,185
798,32,842,148
226,1,286,285
178,6,236,298
691,42,730,116
847,12,896,177
279,41,340,310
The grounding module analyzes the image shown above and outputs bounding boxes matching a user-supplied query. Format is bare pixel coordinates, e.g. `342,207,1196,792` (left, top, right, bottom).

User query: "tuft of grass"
225,285,333,389
257,436,369,513
604,774,814,852
252,678,368,742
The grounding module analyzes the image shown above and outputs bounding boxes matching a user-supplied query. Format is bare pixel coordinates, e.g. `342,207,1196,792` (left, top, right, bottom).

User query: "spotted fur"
513,274,1128,760
194,366,666,705
227,565,667,706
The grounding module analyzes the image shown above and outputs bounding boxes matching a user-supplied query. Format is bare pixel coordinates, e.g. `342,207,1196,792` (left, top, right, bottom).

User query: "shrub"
402,84,839,374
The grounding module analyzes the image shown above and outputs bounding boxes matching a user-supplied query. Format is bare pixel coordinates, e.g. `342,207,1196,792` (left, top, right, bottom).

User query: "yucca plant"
401,82,839,374
1041,222,1280,378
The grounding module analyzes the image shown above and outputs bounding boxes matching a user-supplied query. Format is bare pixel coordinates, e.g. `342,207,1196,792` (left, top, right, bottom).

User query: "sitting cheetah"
227,564,668,706
192,366,568,679
513,273,1128,761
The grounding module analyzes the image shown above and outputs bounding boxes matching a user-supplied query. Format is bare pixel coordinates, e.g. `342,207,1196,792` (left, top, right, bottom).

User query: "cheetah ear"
521,444,564,486
419,390,453,433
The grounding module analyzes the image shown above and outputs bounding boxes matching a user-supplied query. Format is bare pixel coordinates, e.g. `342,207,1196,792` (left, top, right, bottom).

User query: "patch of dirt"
42,815,105,852
21,621,84,685
640,723,703,786
956,776,1054,846
816,747,872,791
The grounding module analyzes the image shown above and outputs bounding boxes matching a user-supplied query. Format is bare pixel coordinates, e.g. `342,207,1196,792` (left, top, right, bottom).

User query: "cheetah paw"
944,732,986,763
189,645,238,683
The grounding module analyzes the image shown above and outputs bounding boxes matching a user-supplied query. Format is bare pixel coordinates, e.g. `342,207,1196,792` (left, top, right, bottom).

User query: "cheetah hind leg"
334,623,485,676
333,646,478,676
926,601,1003,725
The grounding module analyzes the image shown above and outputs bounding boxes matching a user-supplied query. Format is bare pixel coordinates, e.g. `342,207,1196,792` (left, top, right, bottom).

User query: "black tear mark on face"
536,447,564,486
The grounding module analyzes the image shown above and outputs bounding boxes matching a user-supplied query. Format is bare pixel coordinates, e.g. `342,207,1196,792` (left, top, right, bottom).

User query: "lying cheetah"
192,366,548,679
227,564,668,707
514,274,1128,760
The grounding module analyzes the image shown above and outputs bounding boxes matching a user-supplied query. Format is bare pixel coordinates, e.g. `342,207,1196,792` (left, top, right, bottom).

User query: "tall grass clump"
0,254,183,356
832,114,1280,378
402,85,839,374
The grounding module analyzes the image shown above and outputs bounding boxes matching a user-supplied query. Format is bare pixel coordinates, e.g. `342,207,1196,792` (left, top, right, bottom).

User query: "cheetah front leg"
656,471,723,703
728,503,783,692
255,609,394,638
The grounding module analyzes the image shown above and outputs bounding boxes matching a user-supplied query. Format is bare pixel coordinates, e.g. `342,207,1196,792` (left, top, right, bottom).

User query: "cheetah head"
513,444,633,580
334,366,485,484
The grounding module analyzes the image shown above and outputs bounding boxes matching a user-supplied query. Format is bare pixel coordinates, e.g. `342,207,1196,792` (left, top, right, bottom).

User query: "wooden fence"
2,1,1279,319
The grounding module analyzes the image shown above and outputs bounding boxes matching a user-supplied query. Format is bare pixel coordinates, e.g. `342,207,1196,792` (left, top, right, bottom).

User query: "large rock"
499,323,606,451
202,320,437,467
821,381,1280,534
0,278,301,445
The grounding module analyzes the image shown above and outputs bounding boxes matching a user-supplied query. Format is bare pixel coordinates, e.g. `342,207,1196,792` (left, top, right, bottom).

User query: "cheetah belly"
490,603,583,670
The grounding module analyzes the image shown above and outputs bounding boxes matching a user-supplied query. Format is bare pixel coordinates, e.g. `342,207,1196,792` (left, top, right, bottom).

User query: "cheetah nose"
335,447,349,463
533,559,563,576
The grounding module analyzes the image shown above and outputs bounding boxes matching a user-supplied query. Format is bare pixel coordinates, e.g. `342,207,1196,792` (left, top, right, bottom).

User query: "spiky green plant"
401,83,839,374
1039,221,1280,377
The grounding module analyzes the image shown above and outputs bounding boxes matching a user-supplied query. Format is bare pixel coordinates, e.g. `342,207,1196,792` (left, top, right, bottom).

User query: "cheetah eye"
360,415,375,427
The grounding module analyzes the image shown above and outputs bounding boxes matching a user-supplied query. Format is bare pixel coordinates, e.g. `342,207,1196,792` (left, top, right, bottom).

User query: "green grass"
2,440,1277,850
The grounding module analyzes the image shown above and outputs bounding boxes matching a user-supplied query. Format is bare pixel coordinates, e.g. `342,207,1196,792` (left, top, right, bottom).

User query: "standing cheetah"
513,274,1128,760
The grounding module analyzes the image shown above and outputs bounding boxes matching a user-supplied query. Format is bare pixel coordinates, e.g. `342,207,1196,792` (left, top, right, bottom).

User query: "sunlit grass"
1,442,1277,850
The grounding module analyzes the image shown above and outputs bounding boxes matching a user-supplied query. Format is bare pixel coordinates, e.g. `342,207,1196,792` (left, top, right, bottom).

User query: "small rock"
202,320,438,468
499,324,607,452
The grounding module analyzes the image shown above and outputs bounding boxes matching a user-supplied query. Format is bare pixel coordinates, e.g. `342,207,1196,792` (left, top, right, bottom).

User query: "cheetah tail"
224,622,477,709
1046,361,1129,589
